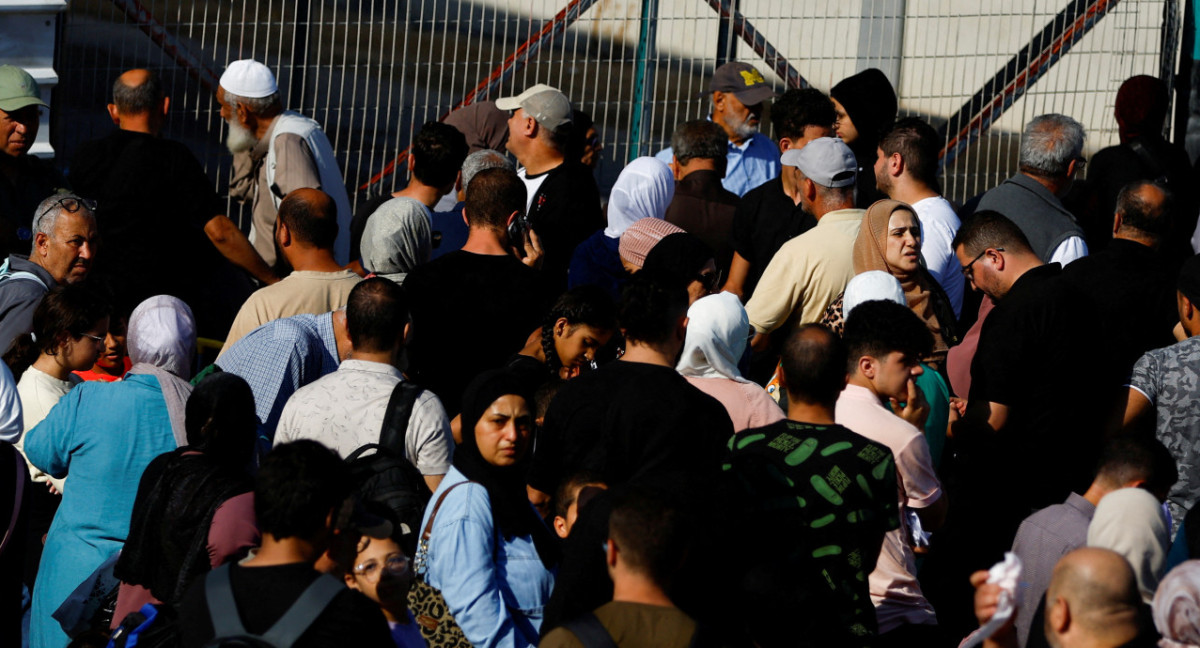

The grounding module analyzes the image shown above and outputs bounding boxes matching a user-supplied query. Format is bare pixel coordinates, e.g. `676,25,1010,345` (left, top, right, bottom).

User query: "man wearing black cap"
1124,253,1200,534
655,62,779,197
498,83,603,293
831,68,898,208
0,65,67,257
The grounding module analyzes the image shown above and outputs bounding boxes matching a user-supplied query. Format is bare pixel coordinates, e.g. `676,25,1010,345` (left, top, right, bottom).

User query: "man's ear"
455,170,464,193
107,104,120,127
1048,596,1070,634
606,537,619,569
1112,212,1123,237
889,152,904,177
403,320,413,346
857,355,875,379
670,156,683,181
778,138,792,154
803,177,817,201
678,315,689,342
554,317,569,338
553,516,569,539
275,218,291,247
161,95,171,116
33,232,49,258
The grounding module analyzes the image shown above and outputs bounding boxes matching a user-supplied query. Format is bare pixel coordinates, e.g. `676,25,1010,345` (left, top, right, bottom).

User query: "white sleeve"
0,362,23,443
1049,236,1088,266
406,391,454,476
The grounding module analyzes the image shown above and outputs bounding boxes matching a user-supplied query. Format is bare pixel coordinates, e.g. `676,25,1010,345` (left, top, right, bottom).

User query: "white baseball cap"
495,84,573,132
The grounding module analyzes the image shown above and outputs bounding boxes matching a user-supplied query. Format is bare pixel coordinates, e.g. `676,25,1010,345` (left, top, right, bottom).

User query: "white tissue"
961,552,1023,648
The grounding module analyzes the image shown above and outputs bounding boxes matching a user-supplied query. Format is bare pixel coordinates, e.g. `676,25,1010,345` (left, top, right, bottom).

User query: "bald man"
70,69,276,337
972,548,1143,648
220,188,361,353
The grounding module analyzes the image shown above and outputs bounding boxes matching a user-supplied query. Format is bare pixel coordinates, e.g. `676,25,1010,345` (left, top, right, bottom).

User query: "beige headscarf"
852,199,945,359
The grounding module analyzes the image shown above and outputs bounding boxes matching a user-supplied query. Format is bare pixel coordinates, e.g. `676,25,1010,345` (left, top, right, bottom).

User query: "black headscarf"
113,372,257,603
641,232,714,291
455,370,559,568
830,68,898,157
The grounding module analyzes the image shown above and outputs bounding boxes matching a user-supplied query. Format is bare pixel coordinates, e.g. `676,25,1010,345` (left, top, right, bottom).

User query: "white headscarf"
126,295,196,447
604,157,675,238
361,197,432,283
1088,487,1171,604
844,270,907,316
677,292,751,383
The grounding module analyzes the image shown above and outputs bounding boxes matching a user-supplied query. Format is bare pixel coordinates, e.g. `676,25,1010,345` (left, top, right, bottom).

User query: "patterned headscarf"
1155,560,1200,648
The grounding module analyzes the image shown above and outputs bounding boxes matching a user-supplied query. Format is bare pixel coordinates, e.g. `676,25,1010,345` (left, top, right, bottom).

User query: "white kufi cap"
219,59,278,98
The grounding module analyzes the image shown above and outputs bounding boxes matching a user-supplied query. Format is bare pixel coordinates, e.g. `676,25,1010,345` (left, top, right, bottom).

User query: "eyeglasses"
39,196,96,222
353,554,409,580
961,247,1004,279
81,333,104,343
696,269,723,293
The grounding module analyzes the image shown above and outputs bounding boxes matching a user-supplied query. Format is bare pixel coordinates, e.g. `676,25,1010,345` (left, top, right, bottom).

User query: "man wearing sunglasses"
0,193,97,355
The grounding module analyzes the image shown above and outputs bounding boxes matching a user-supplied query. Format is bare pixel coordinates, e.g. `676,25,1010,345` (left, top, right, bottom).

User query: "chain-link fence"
48,0,1181,216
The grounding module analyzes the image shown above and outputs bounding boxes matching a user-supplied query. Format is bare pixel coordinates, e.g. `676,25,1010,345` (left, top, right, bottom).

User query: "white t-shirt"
518,167,550,214
911,196,964,318
15,365,79,490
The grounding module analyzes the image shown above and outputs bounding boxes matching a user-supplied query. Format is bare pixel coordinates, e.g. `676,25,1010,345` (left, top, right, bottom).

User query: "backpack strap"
1127,138,1168,182
562,612,618,648
379,380,423,452
204,564,249,638
259,573,344,648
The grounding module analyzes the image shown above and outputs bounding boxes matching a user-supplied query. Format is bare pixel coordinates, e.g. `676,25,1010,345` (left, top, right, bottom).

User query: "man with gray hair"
975,113,1088,265
664,119,740,275
217,59,352,267
0,193,98,353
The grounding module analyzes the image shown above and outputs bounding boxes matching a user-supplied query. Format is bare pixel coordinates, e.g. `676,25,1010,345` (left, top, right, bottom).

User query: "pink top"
835,383,941,632
111,491,259,628
685,376,785,432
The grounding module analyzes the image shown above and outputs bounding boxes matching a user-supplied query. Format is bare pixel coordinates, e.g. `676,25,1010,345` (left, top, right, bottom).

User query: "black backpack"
201,564,343,648
345,381,433,549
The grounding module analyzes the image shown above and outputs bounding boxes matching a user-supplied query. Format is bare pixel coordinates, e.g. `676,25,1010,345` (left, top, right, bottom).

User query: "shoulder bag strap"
260,573,345,648
1128,139,1167,180
0,449,25,556
562,612,618,648
379,380,423,452
204,564,249,638
421,481,472,542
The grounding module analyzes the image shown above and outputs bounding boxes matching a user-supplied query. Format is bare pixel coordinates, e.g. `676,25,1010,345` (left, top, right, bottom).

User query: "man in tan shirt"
745,137,864,350
220,188,361,353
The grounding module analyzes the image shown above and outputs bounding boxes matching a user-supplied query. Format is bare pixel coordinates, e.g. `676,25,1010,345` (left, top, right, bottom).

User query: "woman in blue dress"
25,295,196,648
418,370,557,647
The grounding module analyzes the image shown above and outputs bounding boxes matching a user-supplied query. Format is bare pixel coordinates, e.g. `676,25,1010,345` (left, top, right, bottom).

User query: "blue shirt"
418,467,555,647
431,203,470,261
656,130,779,197
216,312,339,443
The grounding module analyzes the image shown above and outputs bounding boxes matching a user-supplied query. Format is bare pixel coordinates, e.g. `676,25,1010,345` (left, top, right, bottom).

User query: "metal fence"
47,0,1182,215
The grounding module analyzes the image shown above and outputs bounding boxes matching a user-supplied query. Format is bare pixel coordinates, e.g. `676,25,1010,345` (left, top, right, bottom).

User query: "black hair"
951,210,1035,258
346,277,409,354
608,487,689,588
3,283,111,380
554,470,604,519
843,300,933,373
879,117,942,190
185,372,256,469
1095,436,1178,496
641,232,714,293
278,189,338,249
534,377,565,424
112,71,164,115
254,440,351,540
464,167,526,230
617,272,688,346
539,285,618,372
411,121,469,189
1116,181,1173,238
780,324,847,406
670,120,727,166
770,88,837,141
566,109,596,163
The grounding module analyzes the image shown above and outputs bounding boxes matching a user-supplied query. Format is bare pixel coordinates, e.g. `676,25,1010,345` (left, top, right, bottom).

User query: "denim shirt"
418,467,555,647
655,130,780,197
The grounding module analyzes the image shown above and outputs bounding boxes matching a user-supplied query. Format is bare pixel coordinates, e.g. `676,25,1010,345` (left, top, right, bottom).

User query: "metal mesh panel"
50,0,1177,214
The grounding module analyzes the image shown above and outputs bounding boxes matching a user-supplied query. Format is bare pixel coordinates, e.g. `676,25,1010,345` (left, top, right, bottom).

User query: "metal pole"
700,0,809,89
629,0,658,160
715,0,739,67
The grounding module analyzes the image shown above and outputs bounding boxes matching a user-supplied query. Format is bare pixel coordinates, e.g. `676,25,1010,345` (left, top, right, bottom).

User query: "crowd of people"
3,51,1200,648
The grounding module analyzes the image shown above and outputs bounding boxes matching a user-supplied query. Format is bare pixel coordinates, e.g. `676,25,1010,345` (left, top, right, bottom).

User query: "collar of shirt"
1063,491,1096,520
816,208,867,227
249,116,280,162
337,358,403,380
316,312,340,370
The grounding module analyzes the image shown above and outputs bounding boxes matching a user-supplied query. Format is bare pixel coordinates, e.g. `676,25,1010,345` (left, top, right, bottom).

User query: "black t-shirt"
403,250,547,416
529,360,733,497
176,562,393,648
69,130,239,327
524,161,604,295
729,177,816,298
968,263,1113,513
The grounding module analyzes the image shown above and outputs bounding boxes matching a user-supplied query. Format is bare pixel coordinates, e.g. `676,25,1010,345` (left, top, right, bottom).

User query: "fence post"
630,0,659,160
716,0,740,66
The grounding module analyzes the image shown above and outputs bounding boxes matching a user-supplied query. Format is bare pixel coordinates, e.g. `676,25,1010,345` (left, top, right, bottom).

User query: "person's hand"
892,377,929,429
946,397,966,439
47,482,60,496
520,227,544,269
971,570,1018,648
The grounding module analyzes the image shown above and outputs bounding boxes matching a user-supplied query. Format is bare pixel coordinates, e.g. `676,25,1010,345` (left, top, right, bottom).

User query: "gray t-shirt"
1130,335,1200,532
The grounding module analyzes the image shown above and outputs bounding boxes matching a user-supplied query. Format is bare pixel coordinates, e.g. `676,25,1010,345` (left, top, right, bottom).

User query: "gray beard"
225,120,258,154
722,111,759,141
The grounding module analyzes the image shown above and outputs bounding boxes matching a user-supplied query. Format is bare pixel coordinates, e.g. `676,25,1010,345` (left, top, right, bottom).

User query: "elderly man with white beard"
655,61,779,197
216,59,353,268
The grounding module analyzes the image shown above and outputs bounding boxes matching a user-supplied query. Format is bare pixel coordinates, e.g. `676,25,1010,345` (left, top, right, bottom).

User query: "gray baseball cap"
780,137,858,188
495,84,573,132
0,66,48,113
